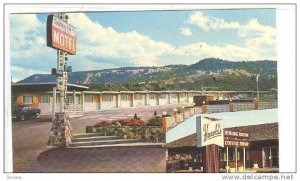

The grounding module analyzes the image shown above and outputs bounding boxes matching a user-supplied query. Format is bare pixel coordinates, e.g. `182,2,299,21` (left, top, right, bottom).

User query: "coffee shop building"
166,109,279,172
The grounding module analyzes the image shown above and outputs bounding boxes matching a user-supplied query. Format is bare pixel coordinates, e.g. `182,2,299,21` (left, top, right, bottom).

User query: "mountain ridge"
17,58,277,91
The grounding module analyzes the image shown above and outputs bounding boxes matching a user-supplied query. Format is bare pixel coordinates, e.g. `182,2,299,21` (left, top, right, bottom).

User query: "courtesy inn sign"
47,15,77,54
197,116,224,147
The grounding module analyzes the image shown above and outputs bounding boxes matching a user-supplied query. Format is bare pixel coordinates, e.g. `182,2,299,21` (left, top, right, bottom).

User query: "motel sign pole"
46,12,76,146
57,12,68,112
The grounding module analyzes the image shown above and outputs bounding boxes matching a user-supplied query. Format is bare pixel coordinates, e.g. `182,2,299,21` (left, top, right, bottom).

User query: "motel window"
159,94,167,99
121,95,129,101
134,94,142,100
40,95,49,103
56,96,60,103
86,95,93,103
149,94,155,100
12,94,17,103
67,96,74,104
23,95,33,104
171,94,177,98
104,95,113,102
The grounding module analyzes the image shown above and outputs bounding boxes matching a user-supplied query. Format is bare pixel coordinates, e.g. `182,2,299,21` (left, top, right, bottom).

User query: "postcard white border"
1,1,297,179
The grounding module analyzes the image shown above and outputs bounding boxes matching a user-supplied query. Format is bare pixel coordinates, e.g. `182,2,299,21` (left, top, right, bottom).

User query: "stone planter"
86,125,165,143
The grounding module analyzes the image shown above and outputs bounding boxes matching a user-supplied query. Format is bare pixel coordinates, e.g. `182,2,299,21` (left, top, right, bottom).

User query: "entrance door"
262,147,279,168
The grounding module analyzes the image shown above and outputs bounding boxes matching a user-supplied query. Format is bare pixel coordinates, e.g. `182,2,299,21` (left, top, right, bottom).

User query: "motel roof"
12,82,89,93
166,123,278,148
166,109,278,144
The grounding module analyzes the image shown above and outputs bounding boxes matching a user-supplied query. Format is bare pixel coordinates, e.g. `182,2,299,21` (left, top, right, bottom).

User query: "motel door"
262,147,279,168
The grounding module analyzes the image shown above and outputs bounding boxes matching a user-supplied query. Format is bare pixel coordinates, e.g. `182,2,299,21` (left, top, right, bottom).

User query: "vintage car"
12,105,41,121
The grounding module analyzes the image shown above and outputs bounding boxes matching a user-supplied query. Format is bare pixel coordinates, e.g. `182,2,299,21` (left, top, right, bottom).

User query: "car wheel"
19,114,25,121
35,113,40,118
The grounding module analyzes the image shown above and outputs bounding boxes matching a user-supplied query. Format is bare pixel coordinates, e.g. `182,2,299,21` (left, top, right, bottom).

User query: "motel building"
11,82,199,115
11,82,274,116
166,109,279,173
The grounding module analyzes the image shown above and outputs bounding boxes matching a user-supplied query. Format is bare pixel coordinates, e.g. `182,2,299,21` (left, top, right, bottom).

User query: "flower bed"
86,118,165,143
95,118,146,126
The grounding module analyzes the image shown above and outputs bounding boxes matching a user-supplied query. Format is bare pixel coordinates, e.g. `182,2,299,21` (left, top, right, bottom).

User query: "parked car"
12,105,41,121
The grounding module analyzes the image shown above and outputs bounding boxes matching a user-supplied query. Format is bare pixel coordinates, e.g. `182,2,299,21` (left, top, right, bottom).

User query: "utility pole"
256,74,260,99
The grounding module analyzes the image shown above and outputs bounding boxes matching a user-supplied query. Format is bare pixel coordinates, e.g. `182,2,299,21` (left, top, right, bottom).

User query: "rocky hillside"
18,58,277,91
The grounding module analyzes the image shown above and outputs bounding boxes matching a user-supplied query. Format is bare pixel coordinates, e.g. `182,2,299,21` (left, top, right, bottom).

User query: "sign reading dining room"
196,116,224,147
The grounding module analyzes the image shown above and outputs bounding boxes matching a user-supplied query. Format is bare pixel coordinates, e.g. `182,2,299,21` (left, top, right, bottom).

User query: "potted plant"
253,160,259,169
238,161,244,172
229,162,236,173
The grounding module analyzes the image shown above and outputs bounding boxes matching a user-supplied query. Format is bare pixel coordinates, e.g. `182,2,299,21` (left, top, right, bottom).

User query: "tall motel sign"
46,13,76,114
46,13,76,146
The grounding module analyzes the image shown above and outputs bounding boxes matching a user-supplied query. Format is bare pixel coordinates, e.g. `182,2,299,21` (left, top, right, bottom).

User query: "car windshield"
22,107,30,111
12,106,23,111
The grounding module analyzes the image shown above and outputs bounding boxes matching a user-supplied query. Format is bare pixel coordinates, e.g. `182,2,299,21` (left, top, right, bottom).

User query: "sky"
9,9,276,82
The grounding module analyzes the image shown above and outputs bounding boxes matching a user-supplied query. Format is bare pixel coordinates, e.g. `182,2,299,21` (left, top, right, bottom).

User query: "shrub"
162,113,172,117
146,117,163,126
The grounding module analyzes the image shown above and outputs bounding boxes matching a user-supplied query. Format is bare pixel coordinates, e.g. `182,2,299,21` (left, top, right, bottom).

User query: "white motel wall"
22,90,199,115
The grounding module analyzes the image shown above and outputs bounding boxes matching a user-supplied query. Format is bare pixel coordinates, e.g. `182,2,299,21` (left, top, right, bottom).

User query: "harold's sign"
197,116,224,147
47,15,76,55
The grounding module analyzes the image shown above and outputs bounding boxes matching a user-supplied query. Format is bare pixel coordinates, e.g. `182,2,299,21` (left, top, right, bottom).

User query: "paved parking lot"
12,103,192,172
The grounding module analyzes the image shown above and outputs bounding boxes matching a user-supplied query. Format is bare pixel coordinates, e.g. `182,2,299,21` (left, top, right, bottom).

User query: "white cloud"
183,11,276,61
10,12,276,82
189,12,240,31
180,27,192,36
68,13,174,66
188,12,276,48
10,13,176,81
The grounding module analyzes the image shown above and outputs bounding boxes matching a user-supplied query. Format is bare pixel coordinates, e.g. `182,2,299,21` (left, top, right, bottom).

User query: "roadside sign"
47,15,77,55
224,130,250,148
197,116,224,147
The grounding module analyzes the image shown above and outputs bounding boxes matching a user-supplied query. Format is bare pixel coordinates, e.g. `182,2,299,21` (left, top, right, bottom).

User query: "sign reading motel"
46,15,77,54
196,116,224,147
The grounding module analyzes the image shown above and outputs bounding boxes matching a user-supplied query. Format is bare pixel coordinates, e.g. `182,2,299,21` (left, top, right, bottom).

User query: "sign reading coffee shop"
224,130,250,148
196,116,224,147
47,15,77,54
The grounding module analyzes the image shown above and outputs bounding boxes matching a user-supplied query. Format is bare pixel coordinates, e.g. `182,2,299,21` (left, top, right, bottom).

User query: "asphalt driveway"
11,103,191,172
